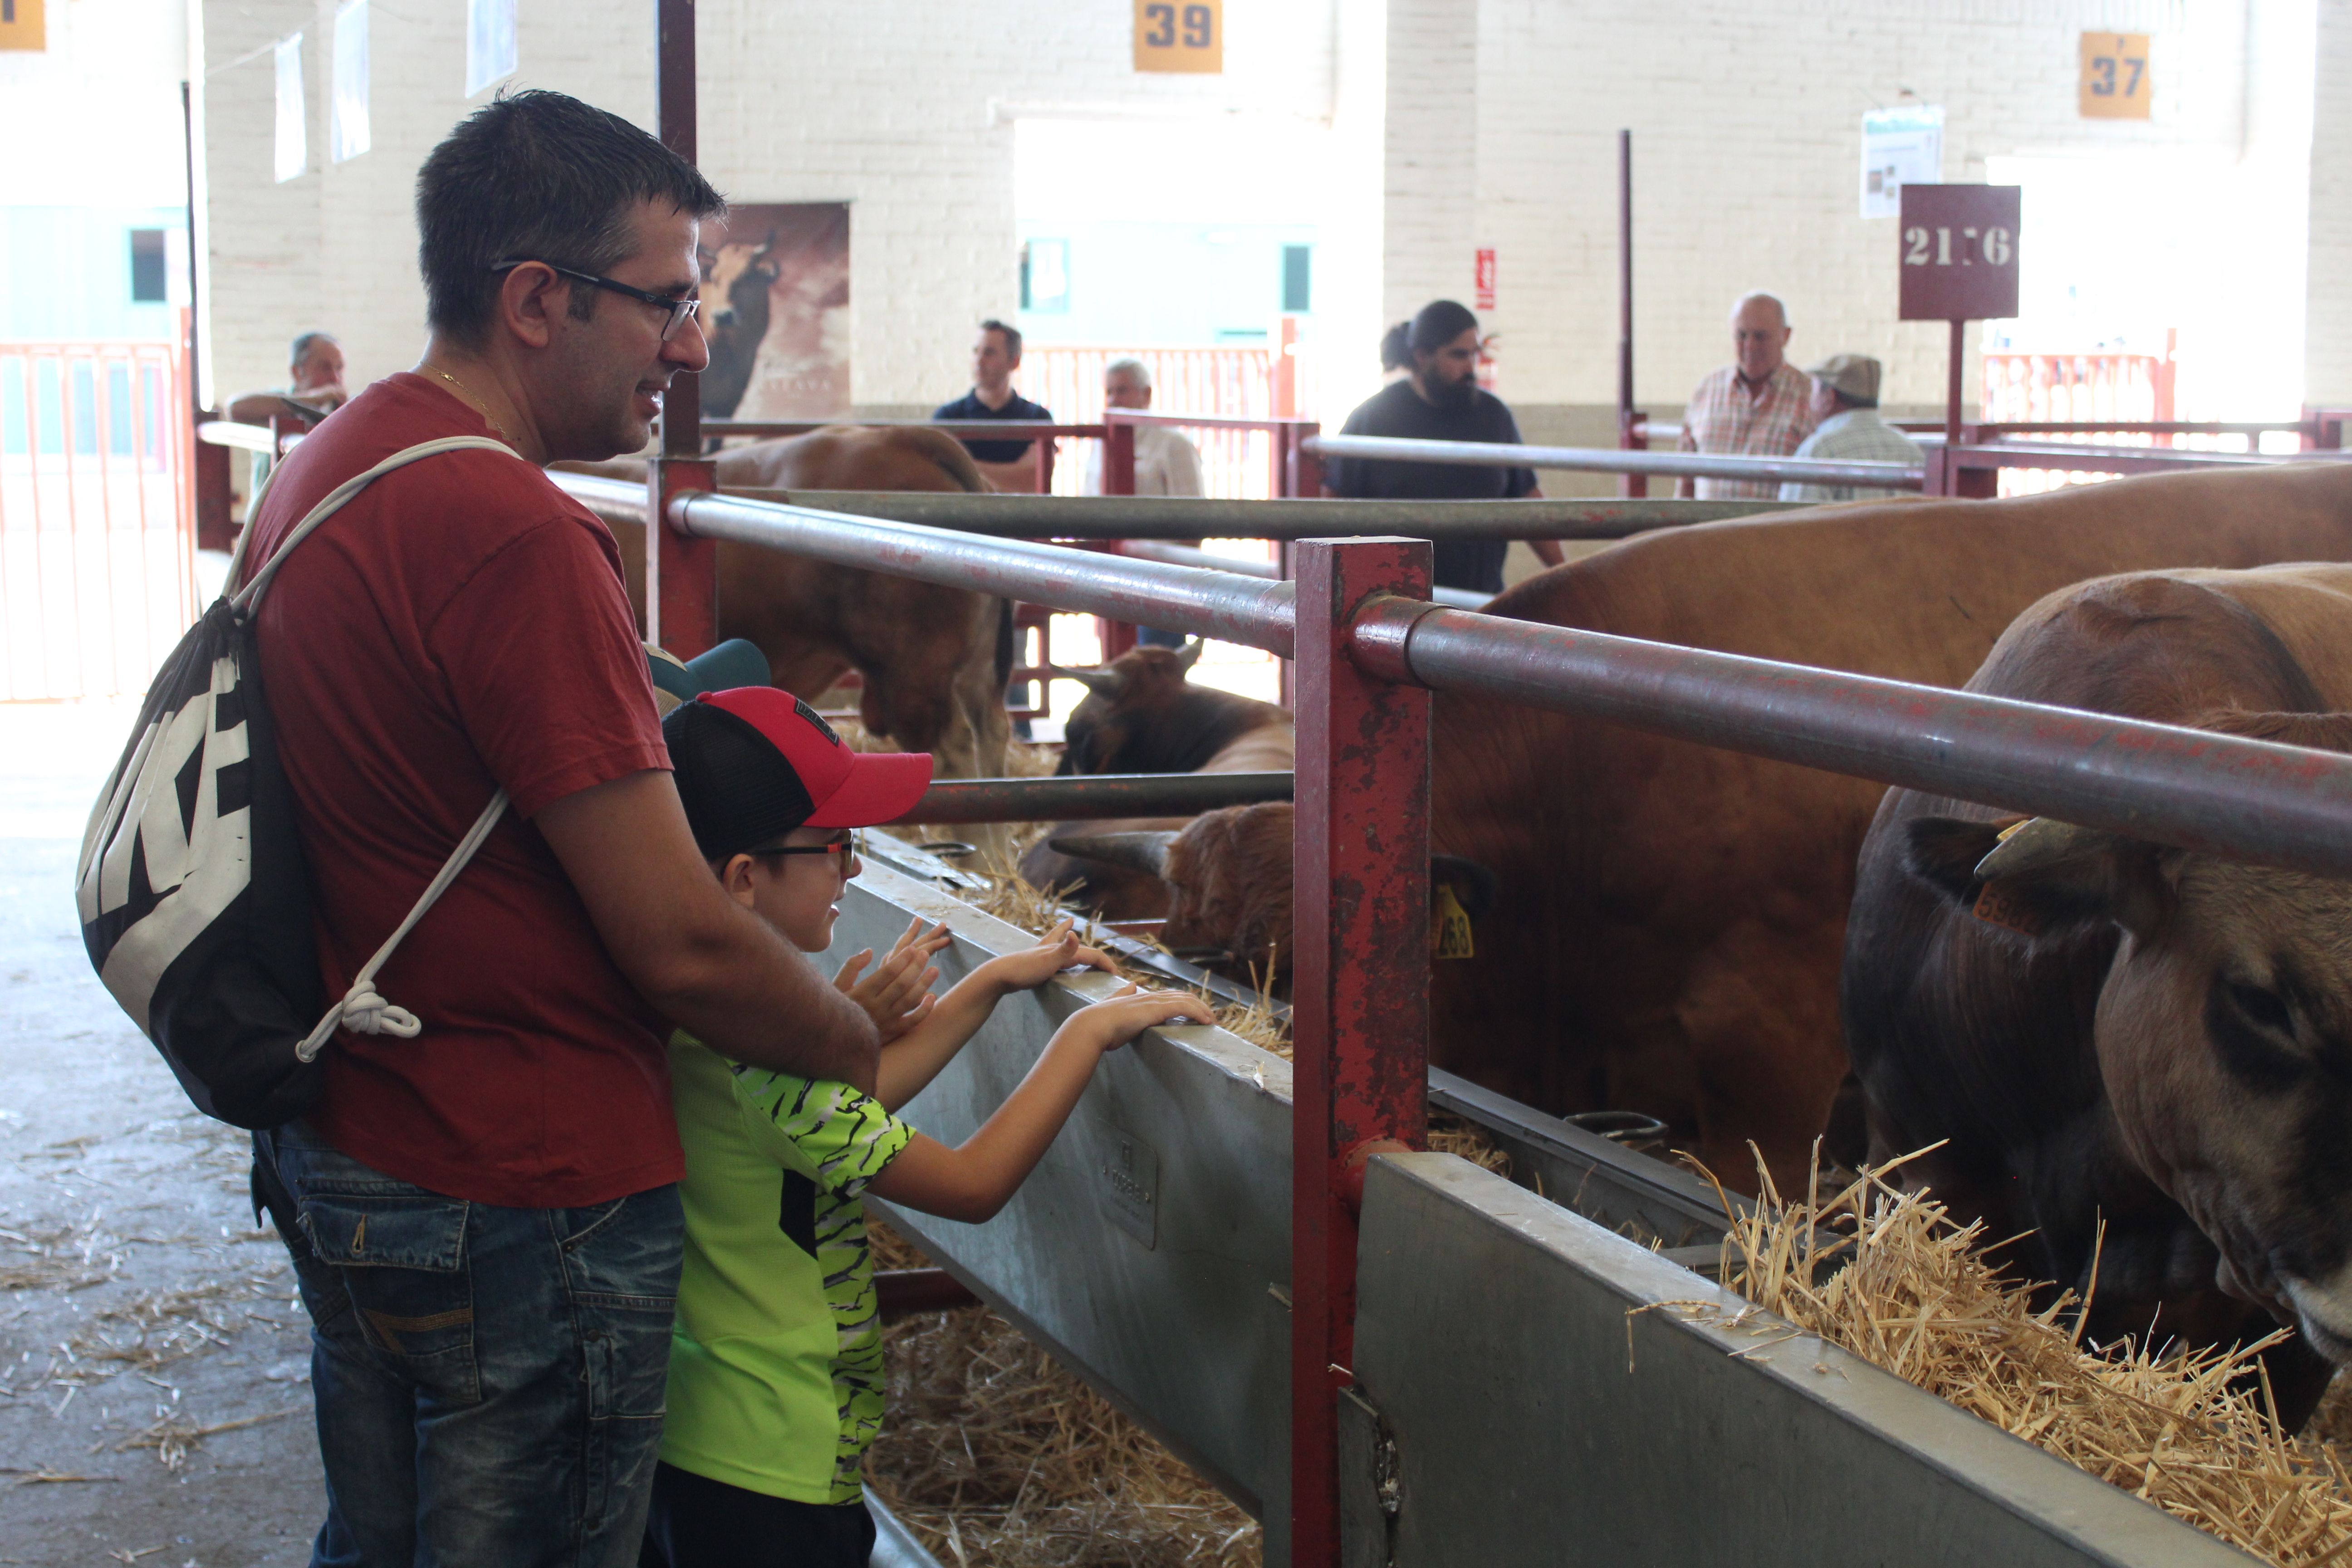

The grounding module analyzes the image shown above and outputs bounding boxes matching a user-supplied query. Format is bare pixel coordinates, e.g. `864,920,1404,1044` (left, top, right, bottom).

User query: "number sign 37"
2080,32,2152,119
1136,0,1221,73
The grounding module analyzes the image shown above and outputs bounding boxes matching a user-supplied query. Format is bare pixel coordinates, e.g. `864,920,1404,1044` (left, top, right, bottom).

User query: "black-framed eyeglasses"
489,259,702,342
750,832,861,872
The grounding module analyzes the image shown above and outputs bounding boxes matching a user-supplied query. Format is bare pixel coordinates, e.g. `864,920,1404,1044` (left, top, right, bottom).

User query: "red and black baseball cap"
664,687,933,860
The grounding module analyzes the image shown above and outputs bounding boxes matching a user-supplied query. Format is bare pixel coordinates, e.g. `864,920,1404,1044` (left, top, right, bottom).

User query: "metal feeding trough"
838,841,2249,1568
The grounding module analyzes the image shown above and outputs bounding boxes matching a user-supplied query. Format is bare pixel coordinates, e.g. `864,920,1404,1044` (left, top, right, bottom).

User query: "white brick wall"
198,0,2326,426
199,0,1337,411
1465,0,2278,413
2306,0,2352,403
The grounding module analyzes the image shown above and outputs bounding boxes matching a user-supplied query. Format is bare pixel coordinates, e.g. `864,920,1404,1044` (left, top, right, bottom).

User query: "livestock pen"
554,449,2352,1568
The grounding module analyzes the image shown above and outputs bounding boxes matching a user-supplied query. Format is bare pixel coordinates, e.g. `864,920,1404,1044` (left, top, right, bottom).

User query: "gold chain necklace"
422,364,511,440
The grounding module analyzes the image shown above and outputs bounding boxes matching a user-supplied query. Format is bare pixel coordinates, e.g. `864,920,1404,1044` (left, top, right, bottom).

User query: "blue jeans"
254,1123,684,1568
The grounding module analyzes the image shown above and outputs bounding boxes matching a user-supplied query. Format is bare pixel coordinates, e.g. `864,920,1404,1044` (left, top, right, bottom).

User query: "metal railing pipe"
195,419,278,454
554,472,648,528
1114,540,1491,611
671,490,1298,658
719,489,1802,539
887,771,1294,824
1304,432,1927,490
1354,597,2352,877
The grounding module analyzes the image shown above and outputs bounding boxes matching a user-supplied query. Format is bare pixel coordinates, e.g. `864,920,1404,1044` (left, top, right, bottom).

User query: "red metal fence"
1,339,197,701
1024,345,1284,500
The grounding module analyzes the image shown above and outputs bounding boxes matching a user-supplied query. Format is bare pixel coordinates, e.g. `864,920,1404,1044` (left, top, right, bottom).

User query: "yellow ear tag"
1432,883,1475,960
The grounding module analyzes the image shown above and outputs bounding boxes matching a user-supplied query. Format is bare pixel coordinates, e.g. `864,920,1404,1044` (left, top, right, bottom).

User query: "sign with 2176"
1897,184,2021,322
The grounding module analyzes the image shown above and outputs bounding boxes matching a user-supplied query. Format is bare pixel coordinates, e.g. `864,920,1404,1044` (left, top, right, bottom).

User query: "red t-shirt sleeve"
427,514,670,818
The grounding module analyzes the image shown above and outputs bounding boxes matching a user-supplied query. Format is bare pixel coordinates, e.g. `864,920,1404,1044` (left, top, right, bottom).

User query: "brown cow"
1020,643,1293,917
595,426,1014,803
1063,799,1497,985
1061,464,2352,1192
1843,562,2352,1429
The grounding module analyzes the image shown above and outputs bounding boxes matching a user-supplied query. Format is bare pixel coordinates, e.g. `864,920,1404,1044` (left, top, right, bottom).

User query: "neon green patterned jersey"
659,1033,915,1504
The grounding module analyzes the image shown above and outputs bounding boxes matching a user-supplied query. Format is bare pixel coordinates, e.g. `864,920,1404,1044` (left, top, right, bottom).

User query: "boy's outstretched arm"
868,985,1214,1223
875,920,1119,1111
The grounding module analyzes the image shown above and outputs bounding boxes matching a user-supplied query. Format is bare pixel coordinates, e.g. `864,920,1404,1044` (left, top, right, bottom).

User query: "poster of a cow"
698,203,849,421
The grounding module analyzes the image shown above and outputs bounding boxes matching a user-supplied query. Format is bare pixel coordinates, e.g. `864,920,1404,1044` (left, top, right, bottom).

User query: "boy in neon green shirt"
640,686,1210,1568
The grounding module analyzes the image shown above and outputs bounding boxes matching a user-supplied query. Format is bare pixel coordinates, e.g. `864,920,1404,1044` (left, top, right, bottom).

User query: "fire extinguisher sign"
1474,249,1497,311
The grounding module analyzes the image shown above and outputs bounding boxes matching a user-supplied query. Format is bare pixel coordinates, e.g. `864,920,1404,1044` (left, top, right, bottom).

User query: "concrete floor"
0,699,324,1567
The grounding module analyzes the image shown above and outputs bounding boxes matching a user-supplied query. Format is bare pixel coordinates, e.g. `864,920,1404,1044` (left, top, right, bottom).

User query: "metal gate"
0,338,197,701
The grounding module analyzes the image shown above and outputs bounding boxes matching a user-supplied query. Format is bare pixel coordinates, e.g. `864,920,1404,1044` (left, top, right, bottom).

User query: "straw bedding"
866,1224,1261,1568
1706,1154,2352,1566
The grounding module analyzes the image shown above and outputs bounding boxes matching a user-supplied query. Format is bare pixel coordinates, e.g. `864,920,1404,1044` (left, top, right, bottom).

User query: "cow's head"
1051,642,1206,775
1051,803,1496,984
703,232,780,329
1901,708,2352,1358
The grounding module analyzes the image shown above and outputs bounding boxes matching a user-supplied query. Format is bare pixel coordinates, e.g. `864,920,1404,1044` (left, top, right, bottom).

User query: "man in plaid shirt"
1677,293,1817,500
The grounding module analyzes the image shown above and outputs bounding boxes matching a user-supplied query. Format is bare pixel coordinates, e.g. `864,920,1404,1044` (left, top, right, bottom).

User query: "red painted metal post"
1946,318,1966,449
647,0,717,655
1617,411,1649,499
1287,419,1323,499
1102,419,1137,496
1289,537,1432,1568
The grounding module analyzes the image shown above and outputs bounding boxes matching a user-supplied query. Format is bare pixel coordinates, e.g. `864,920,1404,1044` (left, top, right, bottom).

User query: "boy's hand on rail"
976,920,1119,995
836,917,951,1044
1057,984,1217,1056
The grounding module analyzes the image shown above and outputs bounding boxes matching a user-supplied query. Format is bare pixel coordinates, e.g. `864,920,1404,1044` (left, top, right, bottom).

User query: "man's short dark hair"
416,90,725,345
980,318,1023,360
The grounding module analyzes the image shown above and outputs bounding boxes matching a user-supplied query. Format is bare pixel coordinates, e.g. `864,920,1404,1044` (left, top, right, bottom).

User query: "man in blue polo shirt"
934,319,1054,491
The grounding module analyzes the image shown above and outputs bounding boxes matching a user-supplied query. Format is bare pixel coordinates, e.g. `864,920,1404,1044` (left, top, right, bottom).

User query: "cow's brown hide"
1420,463,2352,1195
582,426,1013,791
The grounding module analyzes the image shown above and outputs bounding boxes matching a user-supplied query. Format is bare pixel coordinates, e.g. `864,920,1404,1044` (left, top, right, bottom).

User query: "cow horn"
1175,638,1206,673
1049,831,1176,877
1973,817,2120,881
1048,664,1122,697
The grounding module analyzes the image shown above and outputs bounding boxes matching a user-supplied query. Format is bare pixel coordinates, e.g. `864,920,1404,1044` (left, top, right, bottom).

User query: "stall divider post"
647,0,720,654
1288,537,1434,1568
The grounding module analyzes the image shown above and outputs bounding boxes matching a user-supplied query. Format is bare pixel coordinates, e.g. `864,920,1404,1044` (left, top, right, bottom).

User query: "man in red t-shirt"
243,91,879,1568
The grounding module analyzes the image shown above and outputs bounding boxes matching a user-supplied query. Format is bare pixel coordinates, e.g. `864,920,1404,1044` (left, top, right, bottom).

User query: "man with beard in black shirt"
1323,299,1564,594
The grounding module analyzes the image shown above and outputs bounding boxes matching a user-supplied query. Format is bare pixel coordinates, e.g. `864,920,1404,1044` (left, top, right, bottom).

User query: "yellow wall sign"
0,0,46,52
1135,0,1221,74
2079,32,2152,119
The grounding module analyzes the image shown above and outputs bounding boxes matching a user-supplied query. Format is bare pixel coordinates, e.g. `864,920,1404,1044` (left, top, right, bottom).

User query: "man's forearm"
659,927,880,1091
537,769,881,1092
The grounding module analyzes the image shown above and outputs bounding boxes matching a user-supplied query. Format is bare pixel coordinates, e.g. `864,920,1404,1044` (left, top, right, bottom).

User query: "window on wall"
466,0,516,97
128,230,166,303
1021,239,1070,313
273,33,306,182
331,0,370,163
1282,244,1312,312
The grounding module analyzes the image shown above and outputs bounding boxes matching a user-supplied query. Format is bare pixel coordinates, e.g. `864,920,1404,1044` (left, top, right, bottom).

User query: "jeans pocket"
299,1193,477,1364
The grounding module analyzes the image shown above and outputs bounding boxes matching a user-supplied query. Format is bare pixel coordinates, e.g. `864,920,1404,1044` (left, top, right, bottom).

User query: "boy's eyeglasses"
751,833,860,872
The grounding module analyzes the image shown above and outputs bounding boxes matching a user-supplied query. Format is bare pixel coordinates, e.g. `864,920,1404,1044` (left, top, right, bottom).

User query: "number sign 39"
1897,184,2020,322
1135,0,1221,73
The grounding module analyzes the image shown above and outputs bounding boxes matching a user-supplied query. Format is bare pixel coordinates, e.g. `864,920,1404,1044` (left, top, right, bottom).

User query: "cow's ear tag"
1971,880,2045,937
1432,884,1475,960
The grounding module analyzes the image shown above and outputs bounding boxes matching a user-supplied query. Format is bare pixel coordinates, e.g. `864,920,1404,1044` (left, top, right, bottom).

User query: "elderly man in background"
225,331,350,507
935,319,1054,491
1777,354,1924,504
1084,358,1204,498
1086,357,1206,648
1324,299,1563,595
1677,292,1815,500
